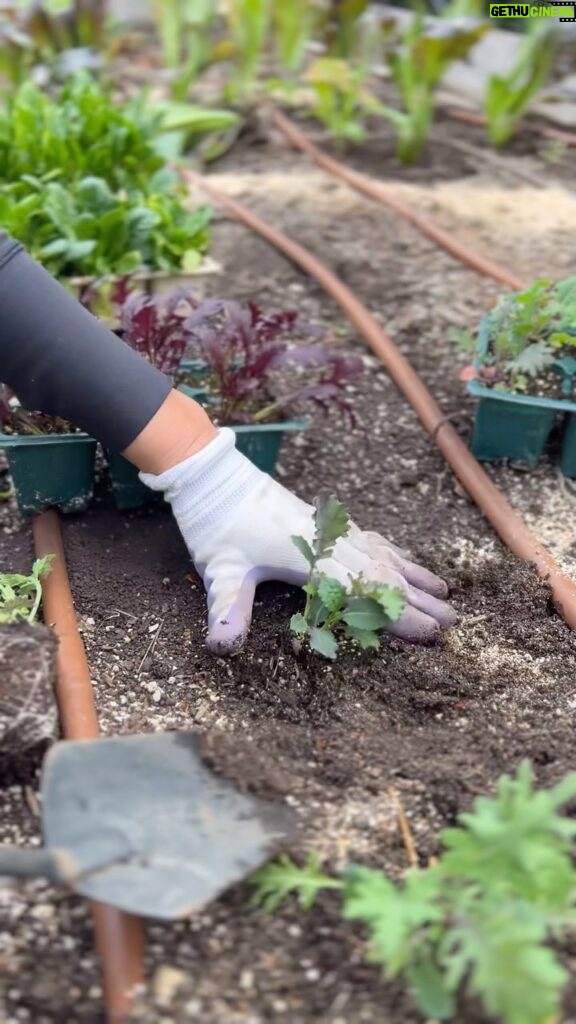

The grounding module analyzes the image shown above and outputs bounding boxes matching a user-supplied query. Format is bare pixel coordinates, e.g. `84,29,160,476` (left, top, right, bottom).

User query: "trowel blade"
41,732,295,920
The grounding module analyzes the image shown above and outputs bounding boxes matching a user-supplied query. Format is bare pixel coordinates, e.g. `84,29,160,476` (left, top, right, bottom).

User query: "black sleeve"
0,234,172,452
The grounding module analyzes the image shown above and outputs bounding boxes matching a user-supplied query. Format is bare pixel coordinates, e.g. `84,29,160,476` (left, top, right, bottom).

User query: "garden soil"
2,123,576,1024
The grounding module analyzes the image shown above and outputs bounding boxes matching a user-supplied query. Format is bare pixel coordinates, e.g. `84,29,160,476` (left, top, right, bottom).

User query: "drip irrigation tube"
182,167,576,629
270,108,526,291
32,510,145,1024
446,106,576,148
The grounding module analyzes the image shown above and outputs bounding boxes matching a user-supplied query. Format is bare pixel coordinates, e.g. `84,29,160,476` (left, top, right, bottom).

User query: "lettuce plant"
484,25,555,147
378,17,487,163
252,761,576,1024
291,495,405,658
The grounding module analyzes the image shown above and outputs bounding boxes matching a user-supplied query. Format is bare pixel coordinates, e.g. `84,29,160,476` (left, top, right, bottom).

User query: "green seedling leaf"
291,534,315,568
310,626,338,660
407,960,455,1020
313,493,350,561
0,554,53,623
290,612,309,637
317,577,347,614
342,597,389,632
251,852,343,913
372,585,406,622
344,625,380,651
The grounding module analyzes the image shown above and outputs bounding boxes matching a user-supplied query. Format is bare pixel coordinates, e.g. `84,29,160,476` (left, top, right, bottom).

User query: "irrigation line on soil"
270,108,526,291
32,510,145,1024
446,106,576,148
182,168,576,629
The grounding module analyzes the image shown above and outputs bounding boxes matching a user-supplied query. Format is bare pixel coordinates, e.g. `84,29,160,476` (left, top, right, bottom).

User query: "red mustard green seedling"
290,494,405,658
185,298,363,425
252,761,576,1024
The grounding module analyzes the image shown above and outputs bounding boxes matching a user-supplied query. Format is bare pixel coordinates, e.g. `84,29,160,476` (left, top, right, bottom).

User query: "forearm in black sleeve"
0,234,172,452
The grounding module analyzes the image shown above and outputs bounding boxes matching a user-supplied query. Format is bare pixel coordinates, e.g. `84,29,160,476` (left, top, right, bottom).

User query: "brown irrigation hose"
32,510,145,1024
270,108,526,291
446,106,576,148
182,168,576,629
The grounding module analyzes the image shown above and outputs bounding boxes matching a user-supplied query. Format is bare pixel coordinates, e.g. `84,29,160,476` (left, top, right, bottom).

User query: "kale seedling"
455,275,576,398
0,556,54,624
252,761,576,1024
290,495,405,659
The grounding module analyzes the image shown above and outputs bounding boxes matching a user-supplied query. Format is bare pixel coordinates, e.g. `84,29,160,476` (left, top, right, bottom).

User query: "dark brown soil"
2,121,576,1024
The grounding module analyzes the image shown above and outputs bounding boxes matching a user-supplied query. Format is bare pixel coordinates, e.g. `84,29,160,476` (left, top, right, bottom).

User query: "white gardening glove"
141,429,457,655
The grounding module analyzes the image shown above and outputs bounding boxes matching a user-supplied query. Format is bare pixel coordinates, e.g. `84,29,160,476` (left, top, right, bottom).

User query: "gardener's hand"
141,429,457,655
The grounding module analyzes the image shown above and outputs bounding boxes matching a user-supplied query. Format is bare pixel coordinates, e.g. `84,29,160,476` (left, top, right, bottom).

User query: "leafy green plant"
290,495,405,658
271,0,317,74
317,0,372,59
252,761,576,1024
152,0,219,101
378,17,487,163
0,176,211,278
0,75,214,276
0,557,54,624
223,0,271,102
484,25,555,147
457,276,576,398
304,56,382,142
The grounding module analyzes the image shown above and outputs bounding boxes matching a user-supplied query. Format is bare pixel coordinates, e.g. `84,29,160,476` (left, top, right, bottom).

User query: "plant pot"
68,260,222,305
231,421,308,474
467,318,576,472
0,432,97,515
106,452,164,512
561,413,576,479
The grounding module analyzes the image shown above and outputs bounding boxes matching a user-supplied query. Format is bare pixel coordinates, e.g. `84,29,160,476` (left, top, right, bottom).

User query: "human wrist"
121,389,218,475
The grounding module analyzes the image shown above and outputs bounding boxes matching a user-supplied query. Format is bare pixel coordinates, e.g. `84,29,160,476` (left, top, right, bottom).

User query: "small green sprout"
0,555,54,624
252,761,576,1024
290,495,405,659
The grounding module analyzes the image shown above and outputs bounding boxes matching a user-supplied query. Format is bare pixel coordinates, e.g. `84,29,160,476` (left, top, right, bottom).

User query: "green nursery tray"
0,432,97,515
467,319,576,476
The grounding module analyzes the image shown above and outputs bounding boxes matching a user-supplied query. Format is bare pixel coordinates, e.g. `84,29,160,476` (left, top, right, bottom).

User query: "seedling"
484,25,555,147
252,761,576,1024
378,17,487,163
0,391,76,437
271,0,317,74
0,557,54,624
0,75,213,276
316,0,372,60
304,56,383,143
290,495,405,659
456,276,576,398
185,298,363,424
223,0,271,102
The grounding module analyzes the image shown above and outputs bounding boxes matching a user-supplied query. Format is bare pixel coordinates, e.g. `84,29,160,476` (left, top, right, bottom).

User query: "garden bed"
2,132,576,1023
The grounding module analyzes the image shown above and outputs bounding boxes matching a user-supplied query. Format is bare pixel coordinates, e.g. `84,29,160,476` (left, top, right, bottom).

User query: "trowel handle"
0,846,69,884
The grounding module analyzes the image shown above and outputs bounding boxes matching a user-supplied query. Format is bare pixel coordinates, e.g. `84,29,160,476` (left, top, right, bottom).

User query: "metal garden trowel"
0,732,296,920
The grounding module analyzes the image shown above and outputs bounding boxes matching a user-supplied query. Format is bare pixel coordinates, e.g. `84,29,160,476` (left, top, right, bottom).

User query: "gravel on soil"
1,128,576,1023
